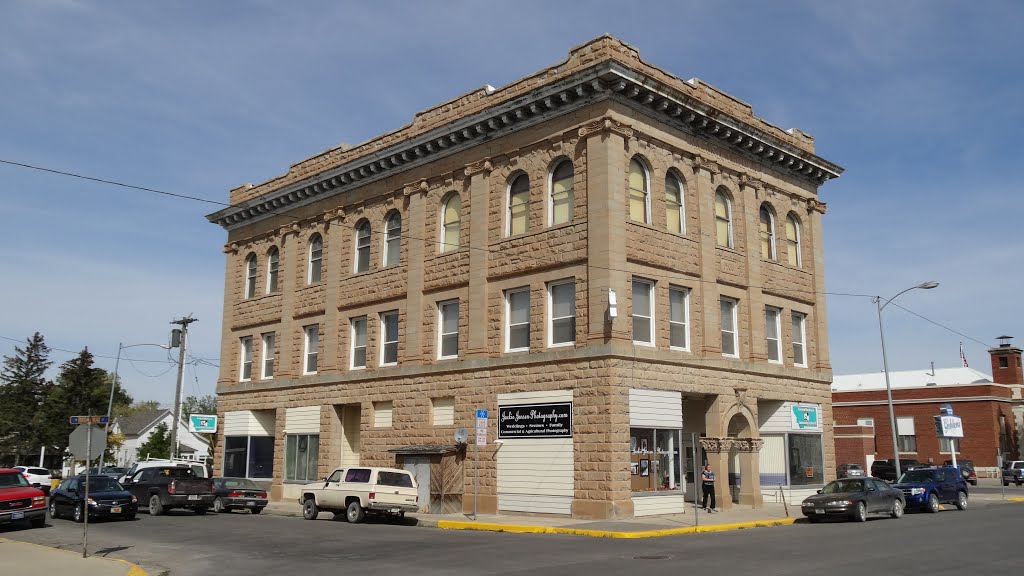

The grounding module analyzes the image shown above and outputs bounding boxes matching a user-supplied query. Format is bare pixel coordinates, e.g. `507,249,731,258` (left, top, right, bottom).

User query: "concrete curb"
0,537,149,576
1007,497,1024,502
435,517,797,538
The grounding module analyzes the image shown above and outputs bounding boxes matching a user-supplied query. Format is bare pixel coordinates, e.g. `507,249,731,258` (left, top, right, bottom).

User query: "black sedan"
212,477,268,514
49,474,138,522
801,477,905,523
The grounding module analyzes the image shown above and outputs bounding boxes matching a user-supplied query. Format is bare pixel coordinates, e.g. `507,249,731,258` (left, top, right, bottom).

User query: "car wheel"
252,507,263,515
852,502,867,522
73,504,84,523
149,495,164,516
808,516,823,524
302,498,319,520
890,499,904,519
926,493,940,513
1017,481,1022,487
213,497,225,513
30,516,45,528
955,491,968,511
970,480,977,486
194,507,208,515
1004,481,1010,487
48,500,59,519
346,500,366,524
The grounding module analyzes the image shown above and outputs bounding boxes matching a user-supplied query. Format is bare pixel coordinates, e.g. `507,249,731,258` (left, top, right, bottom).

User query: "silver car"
837,464,865,478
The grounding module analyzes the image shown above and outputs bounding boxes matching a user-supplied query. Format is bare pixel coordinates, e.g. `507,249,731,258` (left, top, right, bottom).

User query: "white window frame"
666,172,685,234
715,190,734,249
266,247,279,294
245,253,257,299
792,312,807,368
307,234,323,284
351,316,367,369
786,214,803,268
438,300,460,360
765,306,782,364
548,159,574,226
355,221,371,273
668,286,689,351
380,311,399,367
856,417,874,428
628,157,651,224
239,336,253,382
303,325,319,375
547,279,576,347
720,297,739,358
260,333,275,380
896,417,916,452
384,212,401,267
760,205,777,260
631,278,655,346
505,287,530,352
506,173,529,237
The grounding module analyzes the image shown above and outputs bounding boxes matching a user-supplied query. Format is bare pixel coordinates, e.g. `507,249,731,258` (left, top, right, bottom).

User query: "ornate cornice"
464,158,492,177
691,155,721,176
577,117,633,140
700,436,764,453
739,174,764,191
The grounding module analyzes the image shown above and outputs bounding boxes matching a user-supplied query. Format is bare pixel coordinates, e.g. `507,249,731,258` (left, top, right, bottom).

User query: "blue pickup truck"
1003,461,1024,486
892,466,968,513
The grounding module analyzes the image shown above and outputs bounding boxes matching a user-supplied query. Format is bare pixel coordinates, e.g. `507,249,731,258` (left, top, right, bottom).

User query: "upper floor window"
632,279,654,345
351,316,367,369
380,311,399,366
505,288,530,352
303,325,319,375
261,333,275,379
786,214,802,267
266,247,280,293
440,193,461,253
308,234,323,284
548,280,576,347
666,173,685,234
550,159,574,226
384,212,402,267
715,190,733,248
507,174,529,237
759,205,776,260
765,306,782,363
792,312,807,367
669,286,689,350
628,157,650,224
239,336,253,381
354,221,371,273
244,253,257,299
720,297,738,357
438,300,460,359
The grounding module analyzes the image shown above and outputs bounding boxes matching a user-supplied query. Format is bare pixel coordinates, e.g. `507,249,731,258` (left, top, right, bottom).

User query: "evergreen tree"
0,333,54,462
136,423,171,460
41,348,133,451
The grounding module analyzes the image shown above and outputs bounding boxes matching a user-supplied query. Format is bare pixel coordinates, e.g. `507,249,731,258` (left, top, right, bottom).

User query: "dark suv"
892,466,969,512
943,459,977,486
870,459,922,482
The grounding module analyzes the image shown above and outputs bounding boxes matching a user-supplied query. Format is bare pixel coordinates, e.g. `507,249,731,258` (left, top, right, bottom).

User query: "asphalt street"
3,499,1020,576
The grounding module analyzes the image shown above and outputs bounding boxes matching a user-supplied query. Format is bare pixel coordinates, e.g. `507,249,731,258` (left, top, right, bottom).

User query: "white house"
111,408,210,467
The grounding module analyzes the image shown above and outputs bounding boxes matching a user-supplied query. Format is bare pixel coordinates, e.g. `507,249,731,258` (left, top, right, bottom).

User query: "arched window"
384,212,402,267
354,221,371,273
266,247,279,293
549,159,574,226
440,193,461,253
244,253,257,299
666,172,685,234
714,190,733,248
507,174,529,236
628,157,649,224
786,214,802,267
307,234,323,284
759,204,776,260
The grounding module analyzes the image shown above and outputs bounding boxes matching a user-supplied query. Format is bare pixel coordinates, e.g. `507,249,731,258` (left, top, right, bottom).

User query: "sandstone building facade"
207,36,843,518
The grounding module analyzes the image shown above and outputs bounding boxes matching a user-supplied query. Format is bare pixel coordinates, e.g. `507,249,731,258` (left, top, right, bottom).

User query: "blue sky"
2,0,1021,407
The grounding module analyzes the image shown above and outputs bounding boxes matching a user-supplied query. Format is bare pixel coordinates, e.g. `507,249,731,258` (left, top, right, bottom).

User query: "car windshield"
821,479,864,494
84,477,124,492
220,478,260,489
0,472,31,488
897,470,935,483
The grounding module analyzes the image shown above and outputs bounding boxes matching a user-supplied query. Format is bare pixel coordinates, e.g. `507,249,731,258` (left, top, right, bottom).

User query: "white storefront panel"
497,390,574,515
629,389,684,516
224,410,275,436
285,406,320,434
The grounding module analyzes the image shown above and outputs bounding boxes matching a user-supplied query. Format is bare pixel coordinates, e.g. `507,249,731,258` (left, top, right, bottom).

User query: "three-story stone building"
207,35,842,518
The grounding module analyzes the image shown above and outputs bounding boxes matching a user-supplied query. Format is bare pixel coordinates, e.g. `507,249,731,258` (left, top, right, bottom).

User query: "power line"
0,334,218,366
889,302,995,349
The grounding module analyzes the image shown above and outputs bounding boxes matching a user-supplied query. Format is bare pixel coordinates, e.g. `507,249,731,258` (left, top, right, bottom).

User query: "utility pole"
169,316,197,459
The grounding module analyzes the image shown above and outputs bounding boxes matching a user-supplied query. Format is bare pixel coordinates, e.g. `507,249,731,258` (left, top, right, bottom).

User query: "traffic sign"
475,411,488,447
70,416,109,425
476,409,488,419
188,414,218,433
68,423,107,461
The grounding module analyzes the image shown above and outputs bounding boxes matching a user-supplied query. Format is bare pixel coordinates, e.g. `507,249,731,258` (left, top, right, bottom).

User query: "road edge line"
436,517,796,538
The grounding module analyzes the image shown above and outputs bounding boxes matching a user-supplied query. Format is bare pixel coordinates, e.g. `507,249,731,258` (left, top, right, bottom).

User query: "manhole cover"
633,555,671,560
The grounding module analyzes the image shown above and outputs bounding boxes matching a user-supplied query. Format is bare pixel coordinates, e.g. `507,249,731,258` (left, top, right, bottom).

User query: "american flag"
960,342,969,367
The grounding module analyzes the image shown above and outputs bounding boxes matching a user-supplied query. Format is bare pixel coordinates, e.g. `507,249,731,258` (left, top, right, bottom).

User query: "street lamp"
875,281,939,481
101,342,170,472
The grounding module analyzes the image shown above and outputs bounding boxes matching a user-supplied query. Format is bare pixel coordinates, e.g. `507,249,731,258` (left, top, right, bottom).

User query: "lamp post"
875,281,939,481
103,342,170,472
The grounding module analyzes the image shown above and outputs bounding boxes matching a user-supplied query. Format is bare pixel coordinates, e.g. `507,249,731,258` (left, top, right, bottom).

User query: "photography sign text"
498,402,573,439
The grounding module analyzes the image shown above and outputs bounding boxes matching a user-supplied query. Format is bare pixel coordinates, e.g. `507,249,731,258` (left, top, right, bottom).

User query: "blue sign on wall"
476,409,488,419
791,405,819,430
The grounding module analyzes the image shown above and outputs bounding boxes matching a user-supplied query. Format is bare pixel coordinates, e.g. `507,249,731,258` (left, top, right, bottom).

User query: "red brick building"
832,341,1023,476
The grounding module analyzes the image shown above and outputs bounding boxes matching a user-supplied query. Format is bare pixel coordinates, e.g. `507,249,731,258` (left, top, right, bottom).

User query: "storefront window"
788,433,823,486
223,435,275,479
285,434,320,482
630,427,682,492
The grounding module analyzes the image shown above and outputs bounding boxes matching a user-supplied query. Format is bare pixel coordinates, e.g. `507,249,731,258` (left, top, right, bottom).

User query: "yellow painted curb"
0,537,148,576
436,517,796,538
1007,497,1024,502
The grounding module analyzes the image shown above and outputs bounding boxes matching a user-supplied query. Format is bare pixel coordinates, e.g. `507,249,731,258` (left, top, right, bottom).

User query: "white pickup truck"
299,466,419,523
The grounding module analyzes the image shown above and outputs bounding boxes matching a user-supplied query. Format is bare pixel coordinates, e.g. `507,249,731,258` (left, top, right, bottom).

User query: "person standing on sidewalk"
701,464,717,512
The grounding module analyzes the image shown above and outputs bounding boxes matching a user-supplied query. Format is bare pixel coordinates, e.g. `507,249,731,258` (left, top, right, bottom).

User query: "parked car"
0,468,46,528
893,466,968,512
943,459,977,486
13,466,52,496
299,466,419,523
1002,461,1024,486
837,464,866,478
119,458,209,484
801,477,905,522
123,465,215,516
870,459,924,482
49,475,137,522
87,467,128,479
212,477,268,514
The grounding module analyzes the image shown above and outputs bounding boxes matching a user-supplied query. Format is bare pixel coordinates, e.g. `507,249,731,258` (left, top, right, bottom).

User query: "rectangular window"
505,288,530,352
548,280,576,347
788,434,824,486
896,417,916,452
351,316,367,369
261,333,275,379
669,287,689,350
239,337,253,381
432,397,455,426
303,325,319,375
629,427,682,493
632,279,654,345
792,312,807,367
224,436,275,479
720,297,738,357
765,307,781,363
284,434,320,483
856,417,874,427
438,300,459,359
939,437,959,453
374,401,393,428
380,311,399,366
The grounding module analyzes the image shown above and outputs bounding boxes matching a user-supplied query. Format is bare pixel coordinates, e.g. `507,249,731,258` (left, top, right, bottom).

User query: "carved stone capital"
807,198,827,214
223,243,238,255
464,158,492,177
577,117,634,139
404,180,429,198
699,437,726,453
739,173,764,191
691,155,721,176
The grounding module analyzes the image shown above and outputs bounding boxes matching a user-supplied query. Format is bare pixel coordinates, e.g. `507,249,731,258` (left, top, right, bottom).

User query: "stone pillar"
465,162,492,357
219,244,239,386
699,437,731,511
404,183,428,362
322,212,343,373
740,175,767,361
806,198,830,370
277,225,299,378
692,157,723,355
270,407,286,502
736,437,764,507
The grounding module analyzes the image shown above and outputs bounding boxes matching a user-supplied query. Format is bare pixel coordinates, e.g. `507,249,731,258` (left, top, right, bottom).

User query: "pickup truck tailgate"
173,479,213,494
372,485,418,507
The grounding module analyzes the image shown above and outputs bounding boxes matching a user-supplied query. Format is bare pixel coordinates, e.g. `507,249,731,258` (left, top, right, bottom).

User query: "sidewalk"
263,500,798,538
1,537,147,575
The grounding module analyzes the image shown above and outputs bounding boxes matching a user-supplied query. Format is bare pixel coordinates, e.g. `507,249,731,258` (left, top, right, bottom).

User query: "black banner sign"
498,402,573,439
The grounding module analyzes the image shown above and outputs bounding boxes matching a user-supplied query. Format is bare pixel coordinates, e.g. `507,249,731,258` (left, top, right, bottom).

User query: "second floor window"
759,205,776,260
266,247,279,293
632,279,654,345
441,193,461,253
351,317,367,369
381,311,399,366
240,337,253,381
549,280,576,347
896,417,916,452
439,300,459,359
550,159,574,226
786,214,802,267
720,297,738,357
308,234,323,284
355,221,371,273
384,212,402,267
244,253,257,298
261,333,275,379
628,157,649,224
666,173,684,234
507,174,529,236
765,307,781,363
303,325,319,375
505,288,530,352
669,286,689,350
792,312,807,367
715,190,733,248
